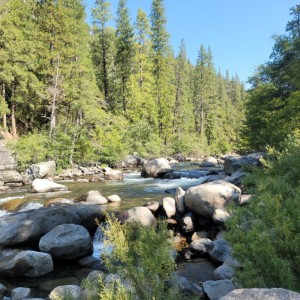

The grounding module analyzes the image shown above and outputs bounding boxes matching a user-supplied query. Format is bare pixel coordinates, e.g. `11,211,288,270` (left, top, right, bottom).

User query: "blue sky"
84,0,299,85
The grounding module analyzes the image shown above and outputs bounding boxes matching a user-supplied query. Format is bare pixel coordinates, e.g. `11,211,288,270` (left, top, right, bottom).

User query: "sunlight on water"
0,195,25,205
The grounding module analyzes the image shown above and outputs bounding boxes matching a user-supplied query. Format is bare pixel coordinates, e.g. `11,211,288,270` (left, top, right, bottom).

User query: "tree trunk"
11,100,17,138
2,83,7,129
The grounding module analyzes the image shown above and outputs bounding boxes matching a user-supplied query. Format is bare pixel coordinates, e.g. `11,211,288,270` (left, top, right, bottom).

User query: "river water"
0,163,218,298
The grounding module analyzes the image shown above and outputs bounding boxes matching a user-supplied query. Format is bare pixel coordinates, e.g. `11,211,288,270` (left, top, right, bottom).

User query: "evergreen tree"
115,0,134,114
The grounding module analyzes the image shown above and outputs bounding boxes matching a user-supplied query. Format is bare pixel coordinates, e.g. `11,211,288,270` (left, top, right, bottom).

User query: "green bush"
226,137,300,291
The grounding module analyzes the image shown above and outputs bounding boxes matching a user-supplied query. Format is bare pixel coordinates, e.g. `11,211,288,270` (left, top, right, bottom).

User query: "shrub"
226,136,300,291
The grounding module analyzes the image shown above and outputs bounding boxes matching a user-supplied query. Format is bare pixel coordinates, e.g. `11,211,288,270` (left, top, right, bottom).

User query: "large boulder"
103,168,123,181
0,170,23,184
205,239,235,265
199,157,219,168
203,279,235,300
39,224,93,260
162,197,176,218
221,288,300,300
74,190,107,205
49,285,82,300
31,179,68,193
10,287,32,300
179,211,196,233
121,155,145,168
119,207,157,227
141,158,172,178
0,283,7,300
0,249,53,278
26,161,56,181
175,187,185,214
0,141,15,170
184,181,241,218
0,206,81,247
224,152,265,175
213,263,235,280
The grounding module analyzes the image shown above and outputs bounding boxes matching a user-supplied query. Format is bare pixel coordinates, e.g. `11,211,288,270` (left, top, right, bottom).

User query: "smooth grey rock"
144,201,160,212
31,179,68,193
49,285,82,300
191,231,209,241
39,224,93,260
0,250,53,278
11,287,31,300
190,238,212,254
0,206,81,247
74,190,107,205
221,288,300,300
185,181,241,218
163,197,176,218
107,194,121,202
213,263,235,280
203,279,235,300
175,187,185,214
120,207,157,227
0,141,15,170
177,275,203,296
224,152,265,175
26,161,56,181
213,208,231,223
205,239,233,264
0,283,7,300
103,167,123,181
224,170,247,187
179,211,196,233
0,170,23,183
240,194,252,205
141,158,172,178
121,155,145,168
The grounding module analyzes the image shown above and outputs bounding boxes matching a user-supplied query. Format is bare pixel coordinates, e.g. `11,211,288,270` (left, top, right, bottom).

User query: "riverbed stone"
0,249,53,278
205,239,233,264
175,187,185,214
107,194,121,202
213,208,231,223
184,181,241,218
190,238,212,254
119,206,157,227
221,288,300,300
0,141,15,170
144,201,160,212
163,197,176,218
11,287,32,300
179,211,196,233
26,161,56,181
223,152,265,175
203,279,235,300
199,157,219,167
0,170,23,184
141,158,172,178
213,263,235,280
177,275,204,296
31,178,68,193
191,231,209,241
39,224,93,260
121,155,145,168
0,283,7,300
103,167,123,181
49,285,82,300
74,190,107,205
0,206,83,246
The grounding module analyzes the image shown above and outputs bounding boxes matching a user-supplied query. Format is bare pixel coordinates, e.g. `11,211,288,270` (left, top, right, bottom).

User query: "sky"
84,0,300,85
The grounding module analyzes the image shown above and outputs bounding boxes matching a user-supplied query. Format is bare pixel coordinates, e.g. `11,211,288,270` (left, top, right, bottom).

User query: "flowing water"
0,163,219,298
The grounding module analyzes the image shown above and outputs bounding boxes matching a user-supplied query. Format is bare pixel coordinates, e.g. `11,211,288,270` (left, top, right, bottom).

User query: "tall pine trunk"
11,100,17,138
2,83,7,129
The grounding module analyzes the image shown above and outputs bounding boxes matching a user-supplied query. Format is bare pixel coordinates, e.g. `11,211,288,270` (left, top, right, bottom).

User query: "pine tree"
115,0,134,114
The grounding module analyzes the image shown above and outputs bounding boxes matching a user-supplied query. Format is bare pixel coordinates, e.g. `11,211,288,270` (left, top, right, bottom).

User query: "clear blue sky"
84,0,299,85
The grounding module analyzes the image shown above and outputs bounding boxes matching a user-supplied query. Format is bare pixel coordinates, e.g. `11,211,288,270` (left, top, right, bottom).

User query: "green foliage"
226,136,300,291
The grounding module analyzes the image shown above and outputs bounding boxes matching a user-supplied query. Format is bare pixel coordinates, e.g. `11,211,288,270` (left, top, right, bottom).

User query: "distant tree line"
0,0,245,168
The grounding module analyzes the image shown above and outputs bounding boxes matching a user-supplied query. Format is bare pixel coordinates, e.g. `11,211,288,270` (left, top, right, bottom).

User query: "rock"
224,152,265,175
0,283,7,300
0,250,53,278
184,181,241,218
39,224,93,260
31,179,68,193
141,158,172,178
240,194,252,205
144,201,160,213
175,187,185,214
205,239,233,264
199,157,219,168
224,170,247,187
213,263,235,280
203,279,235,300
121,155,145,168
107,194,121,202
26,161,56,181
162,197,176,218
11,287,31,300
59,168,82,178
49,285,82,300
160,172,181,179
215,231,226,240
0,141,15,170
190,238,212,254
44,198,73,207
179,212,196,233
103,168,123,181
202,174,227,184
213,208,231,223
221,288,300,300
77,256,102,269
191,231,209,241
0,206,81,247
78,166,94,175
74,190,107,205
177,275,203,296
172,154,186,162
0,170,23,184
86,270,104,283
119,207,157,227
